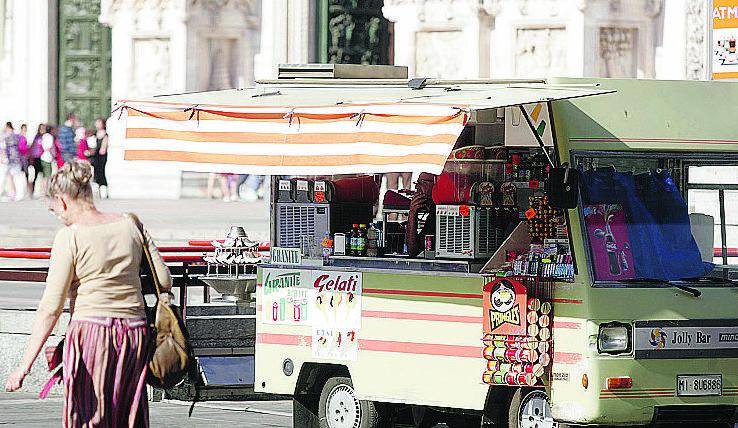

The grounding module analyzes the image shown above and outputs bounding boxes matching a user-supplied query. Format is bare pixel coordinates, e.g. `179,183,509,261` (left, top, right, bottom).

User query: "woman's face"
95,119,103,130
47,195,70,225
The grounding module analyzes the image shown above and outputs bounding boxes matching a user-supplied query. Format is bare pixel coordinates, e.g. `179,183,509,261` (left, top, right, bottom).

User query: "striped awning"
119,83,613,175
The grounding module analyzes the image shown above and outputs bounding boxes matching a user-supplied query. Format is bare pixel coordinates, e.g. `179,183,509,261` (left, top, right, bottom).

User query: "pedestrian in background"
239,174,264,202
91,118,109,198
59,113,77,165
52,126,64,169
38,126,57,195
4,160,173,428
17,124,29,190
28,124,46,198
1,122,26,201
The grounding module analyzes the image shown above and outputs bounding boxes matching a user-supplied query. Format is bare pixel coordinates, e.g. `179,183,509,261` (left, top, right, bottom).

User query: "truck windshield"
574,152,738,286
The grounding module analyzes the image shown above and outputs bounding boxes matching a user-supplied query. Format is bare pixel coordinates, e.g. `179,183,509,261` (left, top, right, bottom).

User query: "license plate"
677,374,722,396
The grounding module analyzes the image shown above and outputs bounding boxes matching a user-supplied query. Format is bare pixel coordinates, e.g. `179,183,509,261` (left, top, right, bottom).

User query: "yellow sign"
713,0,738,79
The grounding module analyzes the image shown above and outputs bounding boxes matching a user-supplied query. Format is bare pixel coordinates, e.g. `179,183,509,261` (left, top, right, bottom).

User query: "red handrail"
0,246,214,253
0,250,205,263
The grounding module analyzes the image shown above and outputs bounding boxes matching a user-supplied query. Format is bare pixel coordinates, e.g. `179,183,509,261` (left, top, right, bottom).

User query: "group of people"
0,113,109,201
207,172,264,202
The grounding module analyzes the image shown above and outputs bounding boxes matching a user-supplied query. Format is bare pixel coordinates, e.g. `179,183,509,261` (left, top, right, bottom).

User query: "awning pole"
518,105,554,167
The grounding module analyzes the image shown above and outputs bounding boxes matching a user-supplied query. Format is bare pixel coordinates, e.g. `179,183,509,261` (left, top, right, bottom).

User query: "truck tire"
506,388,554,428
318,376,379,428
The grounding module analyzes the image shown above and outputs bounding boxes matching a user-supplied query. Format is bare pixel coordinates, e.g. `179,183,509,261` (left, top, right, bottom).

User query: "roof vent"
278,64,408,80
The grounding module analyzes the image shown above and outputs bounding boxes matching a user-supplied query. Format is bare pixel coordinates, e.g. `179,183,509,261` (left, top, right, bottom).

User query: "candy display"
481,294,553,387
511,240,573,280
527,195,564,242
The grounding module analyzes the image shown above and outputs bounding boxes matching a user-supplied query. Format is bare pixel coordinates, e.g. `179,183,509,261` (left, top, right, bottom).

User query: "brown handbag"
129,213,193,389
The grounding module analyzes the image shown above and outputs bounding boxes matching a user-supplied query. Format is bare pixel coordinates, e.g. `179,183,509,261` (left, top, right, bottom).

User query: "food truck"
116,65,738,427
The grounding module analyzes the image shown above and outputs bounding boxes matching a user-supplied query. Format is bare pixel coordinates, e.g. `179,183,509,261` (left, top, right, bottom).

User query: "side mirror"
545,165,579,209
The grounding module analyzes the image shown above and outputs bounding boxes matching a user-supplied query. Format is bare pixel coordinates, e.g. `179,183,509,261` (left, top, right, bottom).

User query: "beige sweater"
38,215,172,319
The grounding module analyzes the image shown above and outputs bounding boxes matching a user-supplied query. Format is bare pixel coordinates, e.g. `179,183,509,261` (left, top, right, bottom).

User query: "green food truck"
119,65,738,427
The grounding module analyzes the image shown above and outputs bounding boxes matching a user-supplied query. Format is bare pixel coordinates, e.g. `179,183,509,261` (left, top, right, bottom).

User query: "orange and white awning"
118,83,613,175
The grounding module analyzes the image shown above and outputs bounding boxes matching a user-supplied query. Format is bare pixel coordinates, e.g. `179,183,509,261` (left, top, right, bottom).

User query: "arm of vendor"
406,172,437,258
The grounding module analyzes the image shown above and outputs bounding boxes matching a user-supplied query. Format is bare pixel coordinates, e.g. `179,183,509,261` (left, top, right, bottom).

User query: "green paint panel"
58,0,112,127
550,77,738,144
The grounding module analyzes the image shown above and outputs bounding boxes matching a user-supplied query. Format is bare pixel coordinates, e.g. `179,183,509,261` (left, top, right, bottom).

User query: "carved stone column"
685,0,707,80
254,0,314,80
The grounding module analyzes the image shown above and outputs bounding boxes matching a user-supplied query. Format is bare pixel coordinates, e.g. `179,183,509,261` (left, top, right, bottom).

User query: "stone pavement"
0,393,292,427
0,198,270,248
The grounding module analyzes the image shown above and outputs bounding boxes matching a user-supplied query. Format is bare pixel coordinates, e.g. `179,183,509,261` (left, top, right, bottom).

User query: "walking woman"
28,124,46,198
4,160,172,427
90,118,109,198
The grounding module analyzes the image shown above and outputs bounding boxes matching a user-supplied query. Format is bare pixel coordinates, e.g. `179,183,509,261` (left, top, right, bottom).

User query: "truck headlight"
597,322,631,354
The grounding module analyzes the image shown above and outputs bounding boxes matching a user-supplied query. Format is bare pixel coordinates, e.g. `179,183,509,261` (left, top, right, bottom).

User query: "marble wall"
383,0,702,80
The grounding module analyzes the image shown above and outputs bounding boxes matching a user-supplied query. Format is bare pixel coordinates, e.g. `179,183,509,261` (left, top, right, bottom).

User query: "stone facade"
383,0,686,80
99,0,265,198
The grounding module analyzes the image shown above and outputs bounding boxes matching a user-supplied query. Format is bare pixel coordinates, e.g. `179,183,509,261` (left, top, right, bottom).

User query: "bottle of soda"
350,224,359,256
357,224,368,256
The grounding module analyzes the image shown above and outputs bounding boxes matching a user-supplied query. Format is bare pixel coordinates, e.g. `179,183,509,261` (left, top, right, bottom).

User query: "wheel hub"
519,390,554,428
326,384,361,428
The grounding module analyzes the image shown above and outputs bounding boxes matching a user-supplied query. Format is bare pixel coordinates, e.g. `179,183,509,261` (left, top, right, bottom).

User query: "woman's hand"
5,366,29,392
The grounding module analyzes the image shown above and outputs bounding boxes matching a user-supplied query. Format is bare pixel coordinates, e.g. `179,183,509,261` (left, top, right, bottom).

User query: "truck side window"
575,153,714,284
687,165,738,268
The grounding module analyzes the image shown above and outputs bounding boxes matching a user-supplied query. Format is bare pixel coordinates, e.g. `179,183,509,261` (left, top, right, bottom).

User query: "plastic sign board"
712,0,738,79
270,247,302,265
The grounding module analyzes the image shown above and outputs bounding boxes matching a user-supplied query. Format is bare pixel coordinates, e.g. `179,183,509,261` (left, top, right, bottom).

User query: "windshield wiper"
619,279,701,298
681,276,738,288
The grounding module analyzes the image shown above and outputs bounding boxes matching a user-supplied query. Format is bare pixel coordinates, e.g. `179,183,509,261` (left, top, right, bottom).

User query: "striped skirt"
63,317,151,428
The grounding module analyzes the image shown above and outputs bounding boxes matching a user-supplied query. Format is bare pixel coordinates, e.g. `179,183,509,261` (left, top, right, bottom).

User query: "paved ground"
0,393,292,427
0,198,270,247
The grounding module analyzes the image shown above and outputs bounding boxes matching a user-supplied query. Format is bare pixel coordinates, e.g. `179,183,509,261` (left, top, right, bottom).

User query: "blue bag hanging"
634,170,713,280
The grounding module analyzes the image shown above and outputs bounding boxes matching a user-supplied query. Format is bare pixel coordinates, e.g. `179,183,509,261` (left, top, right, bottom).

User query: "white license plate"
677,374,722,396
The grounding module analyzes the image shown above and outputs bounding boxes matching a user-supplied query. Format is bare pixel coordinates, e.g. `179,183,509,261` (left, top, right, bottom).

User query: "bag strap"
127,213,163,298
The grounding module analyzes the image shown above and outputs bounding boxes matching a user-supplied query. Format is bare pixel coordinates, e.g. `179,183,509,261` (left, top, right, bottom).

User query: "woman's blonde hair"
48,159,94,202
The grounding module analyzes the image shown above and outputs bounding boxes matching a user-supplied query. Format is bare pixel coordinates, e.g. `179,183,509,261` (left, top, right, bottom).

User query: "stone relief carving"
515,27,567,78
519,0,529,16
599,27,636,77
131,38,170,95
685,0,706,80
644,0,663,18
609,0,621,13
481,0,502,16
205,38,237,90
188,0,258,26
415,30,463,78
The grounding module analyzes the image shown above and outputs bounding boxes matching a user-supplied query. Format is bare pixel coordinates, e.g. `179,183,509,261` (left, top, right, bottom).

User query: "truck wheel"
507,388,554,428
318,376,378,428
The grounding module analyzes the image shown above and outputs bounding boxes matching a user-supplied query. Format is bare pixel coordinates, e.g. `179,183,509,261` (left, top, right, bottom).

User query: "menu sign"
634,319,738,359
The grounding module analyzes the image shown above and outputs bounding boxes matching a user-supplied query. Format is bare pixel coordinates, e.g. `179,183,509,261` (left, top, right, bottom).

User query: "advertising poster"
261,268,313,325
713,1,738,79
583,204,635,281
310,271,362,329
483,278,527,336
312,328,359,361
